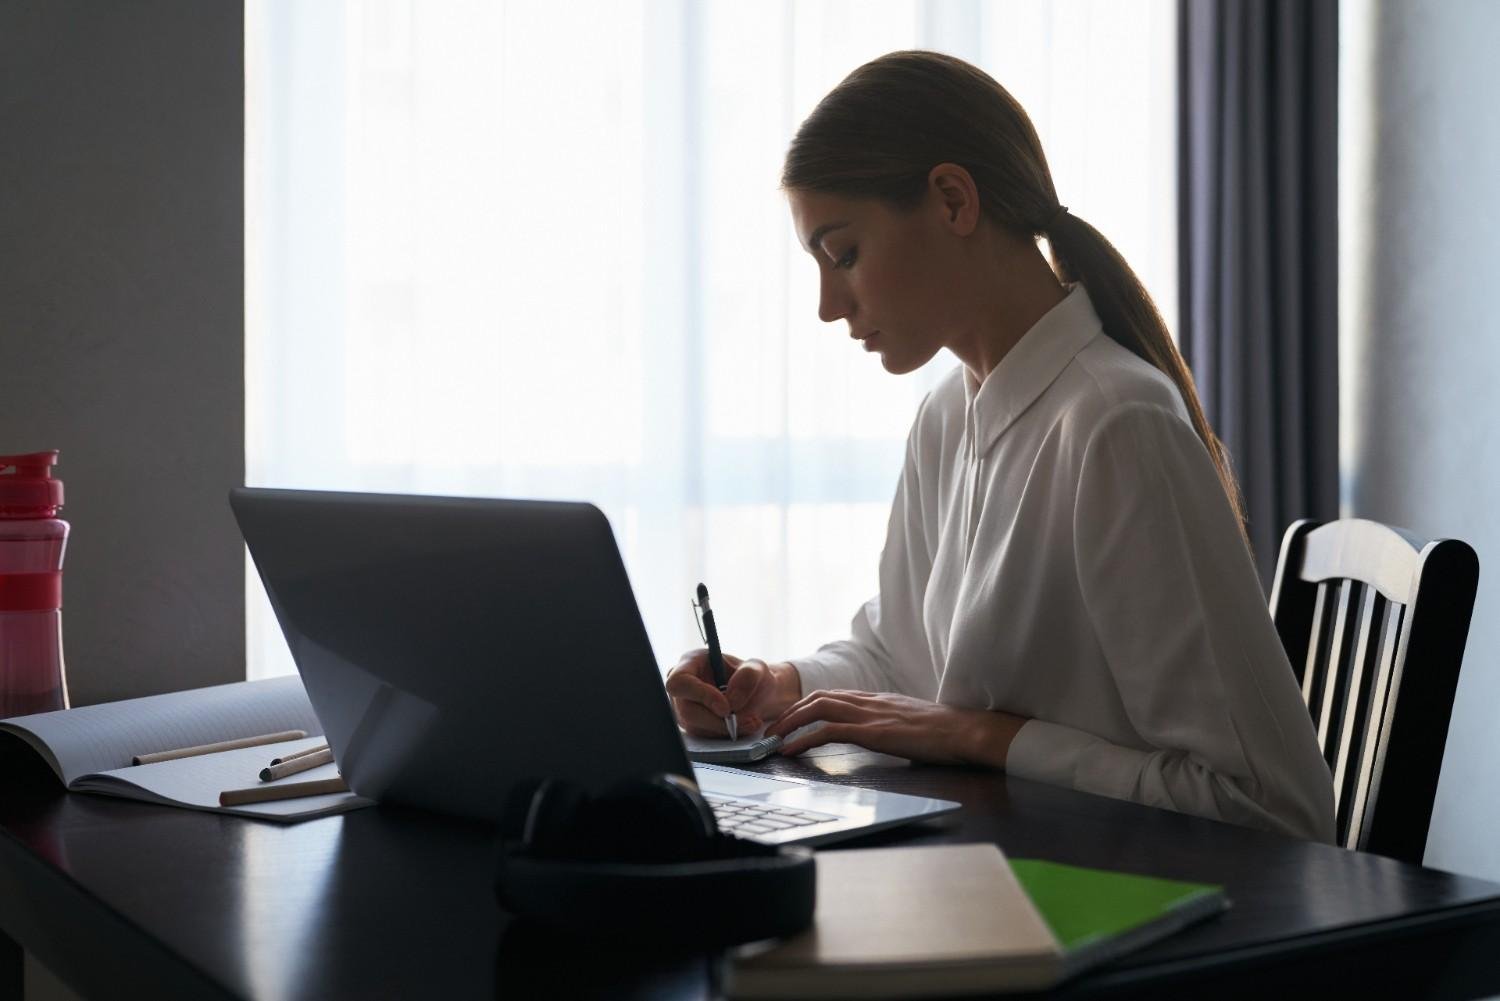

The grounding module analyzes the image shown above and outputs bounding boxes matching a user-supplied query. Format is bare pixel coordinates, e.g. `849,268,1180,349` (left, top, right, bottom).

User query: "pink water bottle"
0,451,70,717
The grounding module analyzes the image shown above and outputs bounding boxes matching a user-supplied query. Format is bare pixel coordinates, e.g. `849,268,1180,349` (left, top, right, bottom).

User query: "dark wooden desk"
2,742,1499,1000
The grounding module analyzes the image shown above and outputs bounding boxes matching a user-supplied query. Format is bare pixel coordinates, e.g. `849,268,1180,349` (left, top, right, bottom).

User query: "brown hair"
781,50,1248,542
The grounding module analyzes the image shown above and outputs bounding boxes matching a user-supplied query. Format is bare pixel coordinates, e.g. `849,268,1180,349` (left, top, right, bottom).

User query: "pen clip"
691,599,707,644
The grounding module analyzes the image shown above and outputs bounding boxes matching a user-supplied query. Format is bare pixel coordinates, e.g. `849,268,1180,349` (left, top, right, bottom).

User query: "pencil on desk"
259,747,333,782
268,742,329,767
219,775,348,807
132,729,308,766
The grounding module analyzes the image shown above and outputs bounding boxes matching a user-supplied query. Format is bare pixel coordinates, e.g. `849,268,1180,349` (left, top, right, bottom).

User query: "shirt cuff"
787,656,849,697
1005,718,1146,801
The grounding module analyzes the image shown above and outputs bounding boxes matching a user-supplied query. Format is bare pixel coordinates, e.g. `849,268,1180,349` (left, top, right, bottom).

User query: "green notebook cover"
1009,859,1229,973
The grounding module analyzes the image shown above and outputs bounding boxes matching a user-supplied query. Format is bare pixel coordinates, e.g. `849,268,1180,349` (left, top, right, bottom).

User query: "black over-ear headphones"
494,773,815,949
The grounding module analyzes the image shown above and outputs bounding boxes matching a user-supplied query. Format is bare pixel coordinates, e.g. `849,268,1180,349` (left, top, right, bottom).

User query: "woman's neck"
949,241,1067,385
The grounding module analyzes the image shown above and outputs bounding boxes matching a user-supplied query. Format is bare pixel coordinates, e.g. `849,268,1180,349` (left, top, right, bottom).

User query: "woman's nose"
818,274,852,324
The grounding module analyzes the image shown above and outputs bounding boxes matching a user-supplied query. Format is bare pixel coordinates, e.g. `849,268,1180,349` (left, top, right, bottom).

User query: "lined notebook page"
0,677,322,786
74,736,370,821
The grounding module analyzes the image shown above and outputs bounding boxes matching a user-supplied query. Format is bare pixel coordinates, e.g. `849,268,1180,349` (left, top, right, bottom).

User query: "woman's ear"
927,162,981,237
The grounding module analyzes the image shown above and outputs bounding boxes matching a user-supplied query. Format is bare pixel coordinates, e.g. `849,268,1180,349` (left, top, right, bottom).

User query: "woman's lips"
860,330,880,350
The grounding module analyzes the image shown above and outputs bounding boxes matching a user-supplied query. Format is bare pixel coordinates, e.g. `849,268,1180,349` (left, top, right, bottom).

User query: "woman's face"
786,187,961,375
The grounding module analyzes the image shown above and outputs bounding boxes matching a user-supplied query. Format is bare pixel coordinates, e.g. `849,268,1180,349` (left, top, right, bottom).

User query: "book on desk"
727,842,1227,999
0,676,371,821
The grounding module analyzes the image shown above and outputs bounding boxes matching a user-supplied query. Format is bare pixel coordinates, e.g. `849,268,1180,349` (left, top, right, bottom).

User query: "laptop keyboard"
702,791,841,835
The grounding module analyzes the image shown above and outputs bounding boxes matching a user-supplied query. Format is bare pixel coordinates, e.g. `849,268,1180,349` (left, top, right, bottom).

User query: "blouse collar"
961,283,1103,456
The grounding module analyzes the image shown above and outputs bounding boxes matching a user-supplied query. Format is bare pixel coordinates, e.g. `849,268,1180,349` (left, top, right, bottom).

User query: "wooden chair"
1268,518,1479,862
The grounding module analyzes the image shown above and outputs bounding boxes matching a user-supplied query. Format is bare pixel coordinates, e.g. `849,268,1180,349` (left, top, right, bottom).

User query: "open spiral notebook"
682,732,784,764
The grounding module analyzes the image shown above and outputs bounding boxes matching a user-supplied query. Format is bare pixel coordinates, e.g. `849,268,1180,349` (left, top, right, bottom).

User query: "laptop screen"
231,487,694,824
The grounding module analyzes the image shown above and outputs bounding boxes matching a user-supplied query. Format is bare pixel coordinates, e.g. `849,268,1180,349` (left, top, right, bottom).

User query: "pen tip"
696,582,708,600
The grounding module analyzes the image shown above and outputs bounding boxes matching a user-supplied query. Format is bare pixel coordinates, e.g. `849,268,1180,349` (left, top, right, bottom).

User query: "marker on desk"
268,742,330,767
696,582,738,741
260,746,333,782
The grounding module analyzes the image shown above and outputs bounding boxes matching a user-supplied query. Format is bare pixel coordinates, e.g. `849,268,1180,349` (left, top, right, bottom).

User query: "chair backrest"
1268,518,1478,862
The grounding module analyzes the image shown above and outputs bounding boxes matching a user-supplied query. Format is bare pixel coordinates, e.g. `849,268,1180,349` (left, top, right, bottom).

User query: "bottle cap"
0,451,65,518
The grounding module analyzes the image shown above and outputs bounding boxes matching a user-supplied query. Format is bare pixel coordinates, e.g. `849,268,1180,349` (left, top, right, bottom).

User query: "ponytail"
1046,211,1250,546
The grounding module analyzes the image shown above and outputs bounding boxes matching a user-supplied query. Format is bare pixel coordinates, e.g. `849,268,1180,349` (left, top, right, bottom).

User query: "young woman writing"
665,51,1334,843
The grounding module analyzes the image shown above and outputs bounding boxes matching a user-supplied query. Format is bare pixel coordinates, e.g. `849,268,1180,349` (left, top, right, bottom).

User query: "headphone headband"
497,842,815,946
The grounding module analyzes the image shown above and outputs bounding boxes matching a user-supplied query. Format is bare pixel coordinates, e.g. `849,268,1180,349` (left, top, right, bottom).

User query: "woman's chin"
879,348,929,376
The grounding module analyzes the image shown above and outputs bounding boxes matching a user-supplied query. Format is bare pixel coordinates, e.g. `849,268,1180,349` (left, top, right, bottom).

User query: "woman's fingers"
665,659,730,713
724,659,768,712
766,691,871,737
779,722,858,756
675,700,760,737
675,698,730,736
665,672,729,716
779,687,877,715
666,648,762,734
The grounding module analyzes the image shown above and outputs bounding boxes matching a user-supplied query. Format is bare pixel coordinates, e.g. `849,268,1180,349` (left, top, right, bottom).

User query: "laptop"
230,487,958,845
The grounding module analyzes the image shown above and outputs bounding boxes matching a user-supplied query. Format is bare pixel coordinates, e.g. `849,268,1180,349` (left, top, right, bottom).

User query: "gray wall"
1341,0,1500,881
0,2,244,706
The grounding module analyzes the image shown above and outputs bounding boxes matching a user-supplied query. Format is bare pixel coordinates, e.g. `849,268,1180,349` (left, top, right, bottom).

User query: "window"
245,0,1176,679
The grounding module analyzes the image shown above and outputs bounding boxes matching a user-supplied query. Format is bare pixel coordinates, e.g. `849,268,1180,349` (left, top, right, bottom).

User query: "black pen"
696,582,738,741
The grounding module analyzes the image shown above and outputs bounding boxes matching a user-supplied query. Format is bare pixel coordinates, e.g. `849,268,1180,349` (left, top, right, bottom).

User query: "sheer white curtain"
244,0,1176,680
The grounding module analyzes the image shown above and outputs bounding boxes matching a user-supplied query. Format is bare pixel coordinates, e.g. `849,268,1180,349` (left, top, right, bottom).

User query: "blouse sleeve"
1004,401,1335,843
790,400,937,698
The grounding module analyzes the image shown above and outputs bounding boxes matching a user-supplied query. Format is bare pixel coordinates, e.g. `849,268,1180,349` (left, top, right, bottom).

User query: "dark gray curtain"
1178,0,1339,590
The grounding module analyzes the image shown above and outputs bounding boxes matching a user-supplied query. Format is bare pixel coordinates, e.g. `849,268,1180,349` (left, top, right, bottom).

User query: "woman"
666,51,1334,843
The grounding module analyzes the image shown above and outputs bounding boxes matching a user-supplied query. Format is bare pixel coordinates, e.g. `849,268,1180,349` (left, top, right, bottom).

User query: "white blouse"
791,285,1336,843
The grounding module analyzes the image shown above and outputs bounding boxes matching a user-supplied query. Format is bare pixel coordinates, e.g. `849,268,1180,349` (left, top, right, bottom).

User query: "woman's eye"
835,247,858,269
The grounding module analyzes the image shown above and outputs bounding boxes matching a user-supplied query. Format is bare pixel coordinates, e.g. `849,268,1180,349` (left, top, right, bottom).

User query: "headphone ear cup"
520,778,589,858
650,773,720,840
581,773,719,863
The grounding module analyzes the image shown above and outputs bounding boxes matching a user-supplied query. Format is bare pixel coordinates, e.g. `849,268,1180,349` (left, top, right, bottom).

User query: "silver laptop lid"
230,487,694,823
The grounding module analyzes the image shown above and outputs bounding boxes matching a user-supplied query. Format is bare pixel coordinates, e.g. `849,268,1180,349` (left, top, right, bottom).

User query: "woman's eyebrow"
805,221,850,253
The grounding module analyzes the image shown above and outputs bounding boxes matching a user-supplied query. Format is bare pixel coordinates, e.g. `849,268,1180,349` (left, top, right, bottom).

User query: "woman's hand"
764,689,1029,768
665,648,803,738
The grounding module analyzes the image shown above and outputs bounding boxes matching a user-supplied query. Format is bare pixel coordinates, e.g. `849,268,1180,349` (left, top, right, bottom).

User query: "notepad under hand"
726,843,1227,999
682,731,783,764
